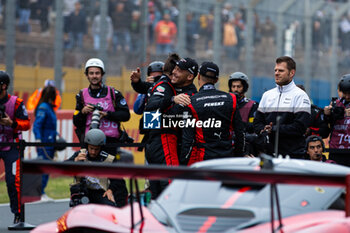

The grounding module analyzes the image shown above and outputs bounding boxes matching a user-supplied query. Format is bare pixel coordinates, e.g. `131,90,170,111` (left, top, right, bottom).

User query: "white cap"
44,80,56,87
85,58,105,73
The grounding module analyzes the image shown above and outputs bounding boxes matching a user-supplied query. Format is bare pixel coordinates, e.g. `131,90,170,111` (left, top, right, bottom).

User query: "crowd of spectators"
1,0,350,59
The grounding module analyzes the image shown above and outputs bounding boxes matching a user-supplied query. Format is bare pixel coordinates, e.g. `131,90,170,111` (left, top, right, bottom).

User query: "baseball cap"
176,58,199,77
199,61,219,79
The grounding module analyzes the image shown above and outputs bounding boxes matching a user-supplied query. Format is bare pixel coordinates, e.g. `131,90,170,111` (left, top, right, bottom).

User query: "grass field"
0,176,72,203
0,176,145,204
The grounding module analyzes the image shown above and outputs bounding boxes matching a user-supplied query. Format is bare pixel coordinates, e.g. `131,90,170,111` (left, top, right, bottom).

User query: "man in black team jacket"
180,61,245,166
130,61,164,98
168,57,199,164
141,54,180,199
145,58,198,166
144,57,198,199
130,60,165,152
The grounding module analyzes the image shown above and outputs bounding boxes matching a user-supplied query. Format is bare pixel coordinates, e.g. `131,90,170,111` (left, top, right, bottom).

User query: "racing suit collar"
200,83,216,91
175,83,195,93
154,75,162,83
159,74,171,82
277,80,295,93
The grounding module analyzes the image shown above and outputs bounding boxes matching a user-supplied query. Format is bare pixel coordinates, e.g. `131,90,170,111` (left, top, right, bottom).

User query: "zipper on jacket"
277,86,283,113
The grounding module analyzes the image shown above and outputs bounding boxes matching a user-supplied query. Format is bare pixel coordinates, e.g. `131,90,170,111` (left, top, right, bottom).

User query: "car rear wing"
23,160,350,216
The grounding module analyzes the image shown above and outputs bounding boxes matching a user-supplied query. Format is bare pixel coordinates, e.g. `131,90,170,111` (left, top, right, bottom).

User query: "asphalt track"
0,199,69,233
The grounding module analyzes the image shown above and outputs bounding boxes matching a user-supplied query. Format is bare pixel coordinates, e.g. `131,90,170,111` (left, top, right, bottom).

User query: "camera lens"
90,109,101,129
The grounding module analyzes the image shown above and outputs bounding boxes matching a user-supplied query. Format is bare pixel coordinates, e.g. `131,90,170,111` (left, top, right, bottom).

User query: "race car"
27,156,350,233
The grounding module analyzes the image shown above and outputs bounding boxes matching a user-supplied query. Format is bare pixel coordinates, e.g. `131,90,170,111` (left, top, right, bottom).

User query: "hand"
324,105,332,116
103,189,115,203
345,108,350,117
244,154,255,158
99,111,107,119
0,113,13,127
130,68,141,83
81,104,95,115
174,94,191,106
305,127,311,136
75,150,87,162
261,122,273,134
145,76,155,83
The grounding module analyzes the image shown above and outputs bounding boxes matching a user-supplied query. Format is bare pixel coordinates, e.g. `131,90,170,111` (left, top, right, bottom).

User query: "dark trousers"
0,147,20,214
145,133,177,199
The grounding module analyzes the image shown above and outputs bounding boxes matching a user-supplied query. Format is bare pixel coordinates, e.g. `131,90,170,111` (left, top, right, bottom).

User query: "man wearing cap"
143,57,198,199
73,58,130,154
180,62,245,166
171,57,198,105
169,57,199,159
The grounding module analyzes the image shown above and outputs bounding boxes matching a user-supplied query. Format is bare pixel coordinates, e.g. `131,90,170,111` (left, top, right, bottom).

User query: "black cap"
199,61,219,79
176,58,198,77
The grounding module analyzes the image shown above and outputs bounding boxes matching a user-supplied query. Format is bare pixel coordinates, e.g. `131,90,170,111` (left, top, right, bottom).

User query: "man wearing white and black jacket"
253,56,311,158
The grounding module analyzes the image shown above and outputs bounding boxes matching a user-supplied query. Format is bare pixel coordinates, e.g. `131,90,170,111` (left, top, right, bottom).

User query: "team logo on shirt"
156,86,165,93
143,110,161,129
